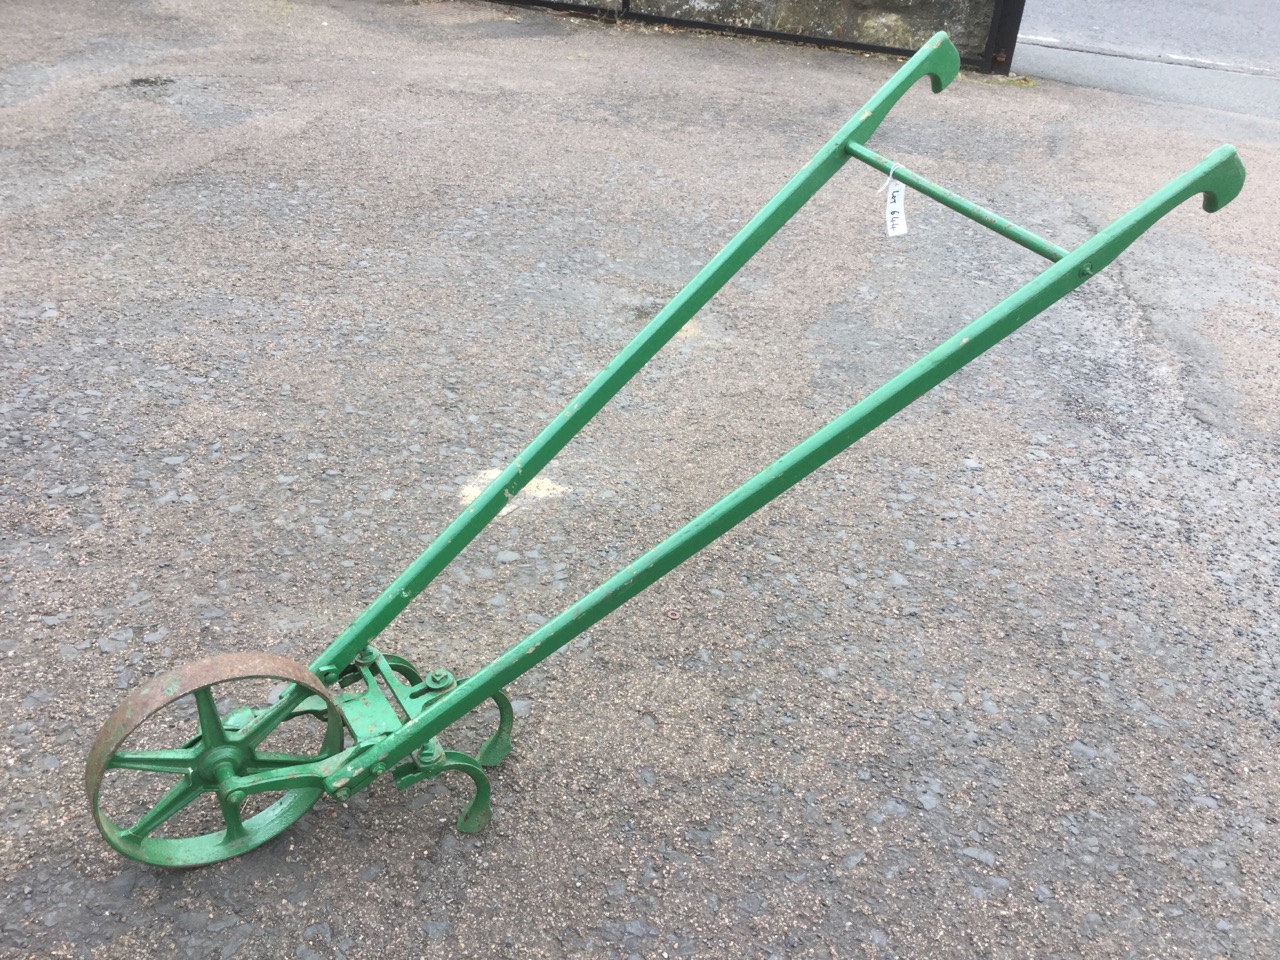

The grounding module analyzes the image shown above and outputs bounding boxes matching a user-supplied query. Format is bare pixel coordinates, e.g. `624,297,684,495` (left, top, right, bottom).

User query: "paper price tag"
884,181,907,237
876,163,908,237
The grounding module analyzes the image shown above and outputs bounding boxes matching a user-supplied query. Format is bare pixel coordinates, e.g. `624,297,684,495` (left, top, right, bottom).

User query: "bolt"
1078,262,1094,279
226,790,245,807
372,762,386,776
415,739,446,768
335,787,350,801
426,669,453,690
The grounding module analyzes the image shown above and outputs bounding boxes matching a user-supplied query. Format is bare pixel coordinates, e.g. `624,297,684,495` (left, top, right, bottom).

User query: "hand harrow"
86,33,1245,867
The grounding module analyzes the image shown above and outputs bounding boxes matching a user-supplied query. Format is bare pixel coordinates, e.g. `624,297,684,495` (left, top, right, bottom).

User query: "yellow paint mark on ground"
673,317,703,340
458,468,570,516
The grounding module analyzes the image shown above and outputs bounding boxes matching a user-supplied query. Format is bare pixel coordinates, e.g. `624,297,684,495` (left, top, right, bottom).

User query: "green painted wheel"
86,653,345,867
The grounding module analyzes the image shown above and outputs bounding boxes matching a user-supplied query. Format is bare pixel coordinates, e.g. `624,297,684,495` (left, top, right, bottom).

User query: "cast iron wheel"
86,652,344,867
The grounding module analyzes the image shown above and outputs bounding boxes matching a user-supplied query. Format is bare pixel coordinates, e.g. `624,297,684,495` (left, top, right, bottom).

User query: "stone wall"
629,0,997,60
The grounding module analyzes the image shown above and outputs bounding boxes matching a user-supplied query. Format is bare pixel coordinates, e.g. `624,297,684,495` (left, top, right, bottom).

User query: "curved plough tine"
475,689,514,768
440,751,492,834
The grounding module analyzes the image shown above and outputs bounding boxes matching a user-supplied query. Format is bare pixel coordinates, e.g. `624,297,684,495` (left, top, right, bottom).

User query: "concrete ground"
2,1,1278,958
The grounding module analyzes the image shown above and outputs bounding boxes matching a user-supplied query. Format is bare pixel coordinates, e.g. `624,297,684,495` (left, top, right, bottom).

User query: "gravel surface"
2,1,1278,957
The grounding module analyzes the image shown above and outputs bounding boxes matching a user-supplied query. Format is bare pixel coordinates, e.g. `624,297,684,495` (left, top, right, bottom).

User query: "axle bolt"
335,787,350,801
226,790,245,807
372,762,386,776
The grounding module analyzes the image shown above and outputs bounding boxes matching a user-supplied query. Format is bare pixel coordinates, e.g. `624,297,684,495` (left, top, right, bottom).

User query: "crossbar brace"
844,140,1069,262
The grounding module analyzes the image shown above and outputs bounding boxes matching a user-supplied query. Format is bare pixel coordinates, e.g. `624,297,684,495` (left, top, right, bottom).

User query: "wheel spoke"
106,748,199,775
235,684,311,749
122,778,203,839
193,686,228,748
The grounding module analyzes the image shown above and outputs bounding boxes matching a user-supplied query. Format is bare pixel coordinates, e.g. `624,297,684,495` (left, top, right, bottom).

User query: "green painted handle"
843,32,961,145
312,35,1247,796
1197,144,1247,212
345,140,1247,784
1077,145,1245,278
309,30,965,681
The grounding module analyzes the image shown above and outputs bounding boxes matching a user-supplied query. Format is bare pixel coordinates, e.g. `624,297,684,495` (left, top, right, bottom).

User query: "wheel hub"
194,744,248,784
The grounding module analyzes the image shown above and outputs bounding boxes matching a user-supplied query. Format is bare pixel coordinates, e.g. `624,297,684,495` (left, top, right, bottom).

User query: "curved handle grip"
1193,144,1247,212
902,145,1248,396
1075,144,1245,277
840,32,962,146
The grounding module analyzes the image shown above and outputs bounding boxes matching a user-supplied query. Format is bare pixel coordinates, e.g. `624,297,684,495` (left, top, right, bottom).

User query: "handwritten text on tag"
884,181,907,237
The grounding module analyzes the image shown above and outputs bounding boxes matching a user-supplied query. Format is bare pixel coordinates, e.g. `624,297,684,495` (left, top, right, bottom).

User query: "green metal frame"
87,33,1246,866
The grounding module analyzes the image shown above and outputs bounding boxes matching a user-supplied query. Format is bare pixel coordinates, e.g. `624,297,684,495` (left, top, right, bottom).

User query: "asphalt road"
1019,0,1279,76
1014,0,1280,121
3,2,1279,958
